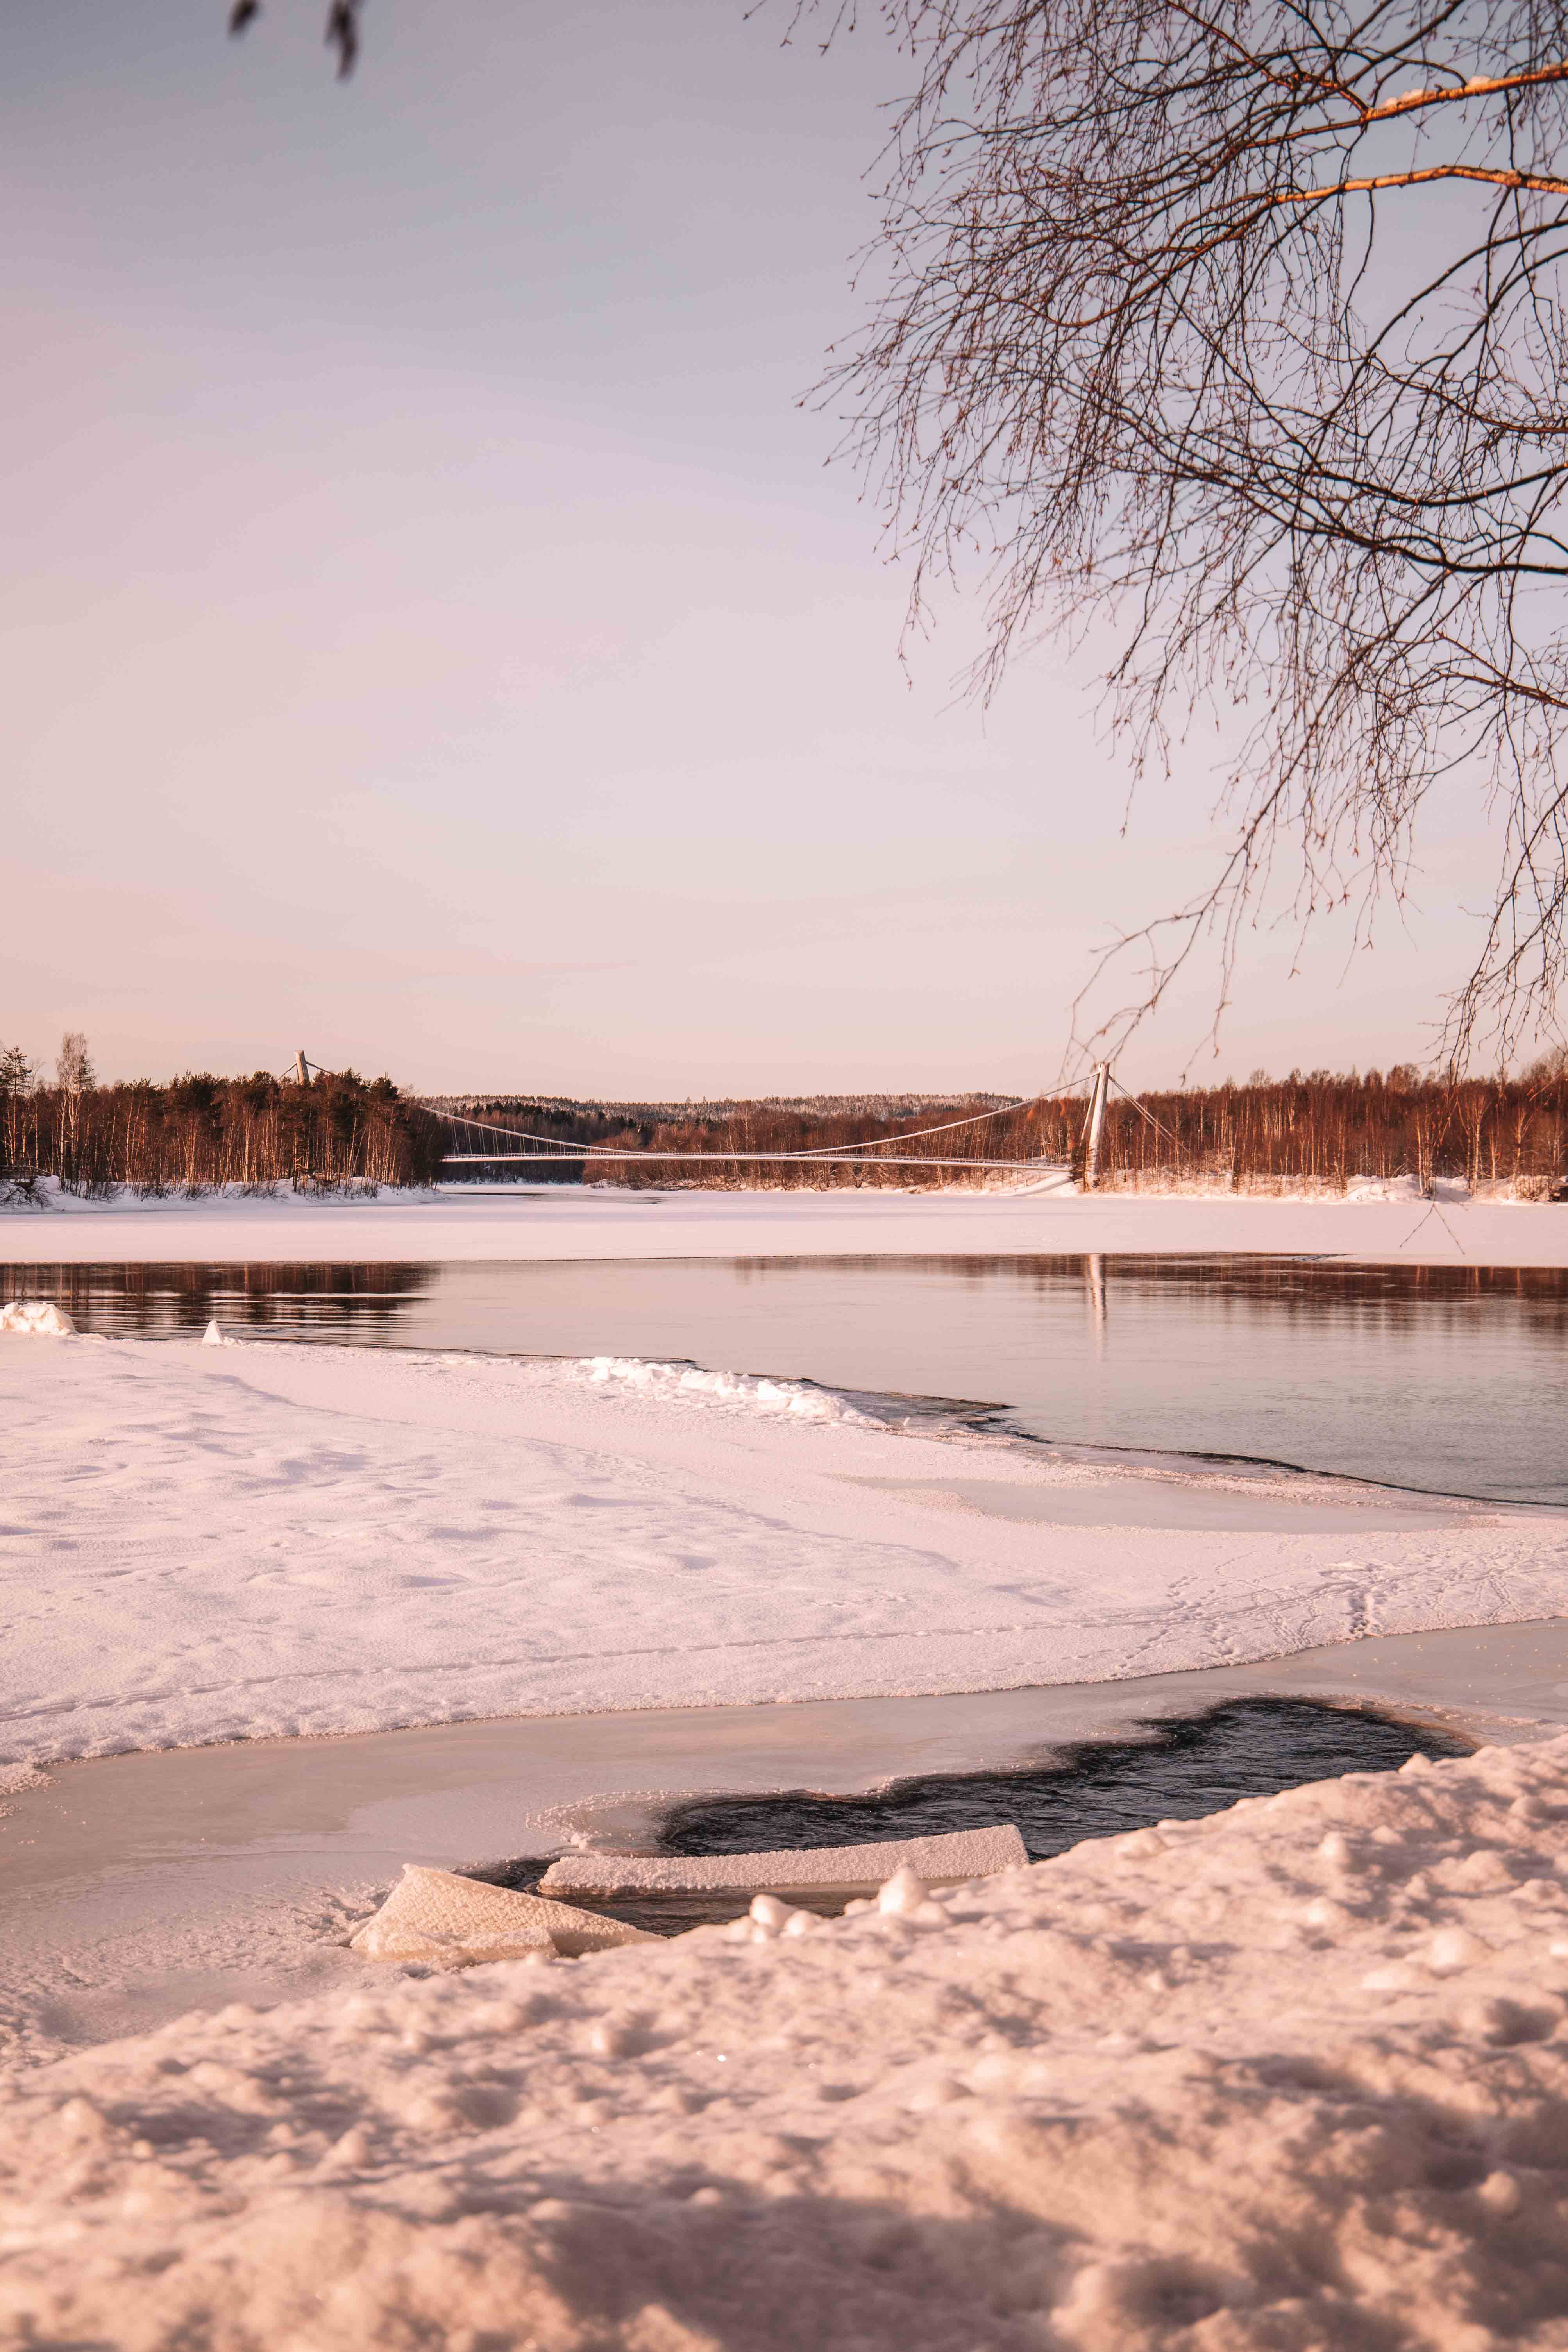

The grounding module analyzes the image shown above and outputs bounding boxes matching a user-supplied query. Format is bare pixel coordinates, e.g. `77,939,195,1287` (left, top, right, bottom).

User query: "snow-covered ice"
8,1181,1568,2345
349,1866,655,1965
5,1176,1568,1265
7,1734,1568,2347
7,1628,1550,2070
4,1331,1565,1772
536,1825,1028,1898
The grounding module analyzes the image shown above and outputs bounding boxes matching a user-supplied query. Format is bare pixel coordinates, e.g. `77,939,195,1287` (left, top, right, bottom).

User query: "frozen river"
7,1249,1567,1502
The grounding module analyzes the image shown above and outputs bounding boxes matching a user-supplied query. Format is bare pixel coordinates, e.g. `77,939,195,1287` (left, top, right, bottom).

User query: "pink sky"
0,0,1516,1093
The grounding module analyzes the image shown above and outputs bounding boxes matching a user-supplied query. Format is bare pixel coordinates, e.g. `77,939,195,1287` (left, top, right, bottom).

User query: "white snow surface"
0,1299,75,1334
4,1177,1568,1264
9,1736,1568,2347
3,1330,1566,1770
578,1354,877,1423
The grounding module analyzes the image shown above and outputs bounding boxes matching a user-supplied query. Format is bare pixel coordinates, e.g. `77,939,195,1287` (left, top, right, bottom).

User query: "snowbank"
0,1299,74,1334
4,1179,1568,1265
578,1354,878,1424
3,1331,1565,1771
6,1734,1568,2347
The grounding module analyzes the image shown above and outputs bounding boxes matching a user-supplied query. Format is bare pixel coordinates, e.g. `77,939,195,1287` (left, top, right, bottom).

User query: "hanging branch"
816,0,1568,1062
227,0,362,77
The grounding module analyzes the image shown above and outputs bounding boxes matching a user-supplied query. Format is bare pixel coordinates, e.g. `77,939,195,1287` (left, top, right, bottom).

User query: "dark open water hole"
490,1699,1470,1934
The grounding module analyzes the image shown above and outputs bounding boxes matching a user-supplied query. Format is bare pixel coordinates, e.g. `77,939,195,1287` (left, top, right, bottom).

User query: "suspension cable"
1107,1072,1184,1155
433,1081,1092,1163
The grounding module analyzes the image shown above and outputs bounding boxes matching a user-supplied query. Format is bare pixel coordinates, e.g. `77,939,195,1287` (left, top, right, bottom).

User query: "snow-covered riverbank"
4,1177,1566,1265
6,1731,1568,2348
4,1329,1566,1776
6,1288,1568,2341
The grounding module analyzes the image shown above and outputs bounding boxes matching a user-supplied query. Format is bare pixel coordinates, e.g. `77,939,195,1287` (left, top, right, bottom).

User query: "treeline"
1,1062,445,1197
436,1064,1568,1192
437,1097,667,1184
1087,1064,1568,1193
14,1057,1568,1198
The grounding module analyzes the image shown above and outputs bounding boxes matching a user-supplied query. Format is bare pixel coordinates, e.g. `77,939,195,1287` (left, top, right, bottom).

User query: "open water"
659,1697,1471,1862
487,1698,1473,1932
4,1251,1566,1502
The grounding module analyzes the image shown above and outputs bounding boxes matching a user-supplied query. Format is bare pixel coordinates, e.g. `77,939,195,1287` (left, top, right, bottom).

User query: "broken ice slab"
349,1864,659,1966
537,1823,1027,1904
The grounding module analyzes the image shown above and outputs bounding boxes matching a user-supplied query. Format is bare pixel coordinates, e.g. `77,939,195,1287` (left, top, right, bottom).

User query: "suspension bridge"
282,1050,1178,1187
418,1064,1155,1188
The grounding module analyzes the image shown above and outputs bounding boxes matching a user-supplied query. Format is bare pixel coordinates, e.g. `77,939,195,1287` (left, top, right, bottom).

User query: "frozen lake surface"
8,1250,1568,1501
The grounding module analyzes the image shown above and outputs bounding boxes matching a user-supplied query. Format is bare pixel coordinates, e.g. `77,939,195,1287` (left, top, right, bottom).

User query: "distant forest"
439,1064,1568,1194
0,1053,445,1197
7,1055,1568,1199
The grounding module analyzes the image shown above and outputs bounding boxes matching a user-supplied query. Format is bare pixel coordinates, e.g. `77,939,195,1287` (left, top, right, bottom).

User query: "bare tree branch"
1281,161,1568,191
817,0,1568,1063
226,0,362,77
218,0,1568,1060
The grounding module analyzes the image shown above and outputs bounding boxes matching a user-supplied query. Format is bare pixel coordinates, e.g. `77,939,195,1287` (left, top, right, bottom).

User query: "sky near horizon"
1,0,1530,1095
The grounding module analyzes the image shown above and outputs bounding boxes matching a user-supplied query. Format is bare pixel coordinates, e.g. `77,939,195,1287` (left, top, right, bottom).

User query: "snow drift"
0,1299,75,1335
4,1332,1566,1770
7,1735,1568,2347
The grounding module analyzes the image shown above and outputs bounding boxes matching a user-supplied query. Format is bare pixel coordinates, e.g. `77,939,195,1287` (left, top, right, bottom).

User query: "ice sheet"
4,1176,1568,1265
4,1331,1563,1774
537,1823,1027,1896
4,1617,1566,2062
350,1865,653,1963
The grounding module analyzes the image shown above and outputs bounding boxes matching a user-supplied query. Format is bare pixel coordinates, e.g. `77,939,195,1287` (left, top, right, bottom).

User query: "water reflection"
1085,1250,1108,1355
4,1252,1566,1503
0,1261,435,1335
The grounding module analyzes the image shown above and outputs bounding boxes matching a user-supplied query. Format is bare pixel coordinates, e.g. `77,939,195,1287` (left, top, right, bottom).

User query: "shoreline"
8,1272,1568,2332
5,1331,1563,1776
5,1615,1565,2061
5,1179,1568,1266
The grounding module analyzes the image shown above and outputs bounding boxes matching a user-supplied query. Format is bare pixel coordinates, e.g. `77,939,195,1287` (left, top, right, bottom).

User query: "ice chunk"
0,1300,75,1336
538,1823,1027,1902
201,1320,225,1347
349,1864,657,1966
